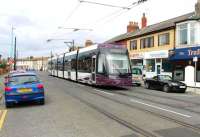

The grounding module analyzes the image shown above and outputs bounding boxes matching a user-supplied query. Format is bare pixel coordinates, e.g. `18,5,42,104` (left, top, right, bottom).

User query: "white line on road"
130,99,192,118
93,89,114,96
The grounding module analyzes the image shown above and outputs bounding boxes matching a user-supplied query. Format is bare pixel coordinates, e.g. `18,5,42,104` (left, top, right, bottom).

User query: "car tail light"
37,84,44,89
5,87,12,92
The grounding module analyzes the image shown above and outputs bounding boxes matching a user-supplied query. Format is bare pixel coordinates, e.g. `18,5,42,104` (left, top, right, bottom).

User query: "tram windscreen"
106,53,131,75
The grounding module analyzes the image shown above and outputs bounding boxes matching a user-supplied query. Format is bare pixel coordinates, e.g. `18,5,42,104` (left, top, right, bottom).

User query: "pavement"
1,72,200,137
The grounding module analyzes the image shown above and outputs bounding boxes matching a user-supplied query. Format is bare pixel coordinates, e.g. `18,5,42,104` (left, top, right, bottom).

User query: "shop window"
140,36,154,49
130,40,137,50
146,59,155,72
158,33,169,46
196,62,200,82
162,59,172,72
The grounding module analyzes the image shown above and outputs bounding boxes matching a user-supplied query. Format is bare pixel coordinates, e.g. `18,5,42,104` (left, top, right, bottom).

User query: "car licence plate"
180,86,186,88
18,88,32,93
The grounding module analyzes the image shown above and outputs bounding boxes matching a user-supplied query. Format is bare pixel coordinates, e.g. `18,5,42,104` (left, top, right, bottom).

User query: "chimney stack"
141,13,147,29
195,0,200,16
85,40,93,47
127,21,139,33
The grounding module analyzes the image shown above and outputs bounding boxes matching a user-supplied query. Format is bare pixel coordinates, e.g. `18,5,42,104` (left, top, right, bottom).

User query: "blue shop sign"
169,46,200,60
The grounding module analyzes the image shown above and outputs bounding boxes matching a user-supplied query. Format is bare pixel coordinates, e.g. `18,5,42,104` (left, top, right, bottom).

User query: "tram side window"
57,59,63,71
53,60,56,69
57,61,61,70
52,61,54,70
48,61,51,70
71,58,77,71
97,54,106,74
64,59,71,71
78,56,92,73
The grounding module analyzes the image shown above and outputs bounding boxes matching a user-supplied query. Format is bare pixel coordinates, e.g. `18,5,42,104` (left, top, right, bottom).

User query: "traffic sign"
193,56,198,62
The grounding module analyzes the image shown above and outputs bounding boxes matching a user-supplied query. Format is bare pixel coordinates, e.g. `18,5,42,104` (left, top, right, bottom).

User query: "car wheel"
145,82,150,89
6,102,13,108
181,90,186,93
39,99,45,105
163,85,170,93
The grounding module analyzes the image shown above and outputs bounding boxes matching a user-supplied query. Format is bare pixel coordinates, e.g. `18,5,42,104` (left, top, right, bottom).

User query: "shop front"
144,50,172,78
130,52,144,70
169,46,200,87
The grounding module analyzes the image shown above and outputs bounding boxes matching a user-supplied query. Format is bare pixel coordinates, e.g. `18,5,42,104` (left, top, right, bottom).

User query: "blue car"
4,72,45,108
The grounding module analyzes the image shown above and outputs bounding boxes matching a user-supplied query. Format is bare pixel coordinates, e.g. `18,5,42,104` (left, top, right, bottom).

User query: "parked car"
4,70,27,85
4,72,45,108
132,67,143,86
144,75,187,93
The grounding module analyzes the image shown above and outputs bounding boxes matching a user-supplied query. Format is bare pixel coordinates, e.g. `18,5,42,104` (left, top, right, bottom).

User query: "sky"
0,0,197,58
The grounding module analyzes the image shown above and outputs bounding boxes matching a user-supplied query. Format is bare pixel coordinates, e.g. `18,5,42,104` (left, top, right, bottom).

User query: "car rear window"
9,75,40,86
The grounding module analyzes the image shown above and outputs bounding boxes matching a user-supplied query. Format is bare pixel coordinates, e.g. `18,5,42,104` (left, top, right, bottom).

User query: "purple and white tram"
48,44,132,87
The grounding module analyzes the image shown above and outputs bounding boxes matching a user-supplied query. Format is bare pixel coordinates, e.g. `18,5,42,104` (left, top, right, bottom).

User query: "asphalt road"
1,72,200,137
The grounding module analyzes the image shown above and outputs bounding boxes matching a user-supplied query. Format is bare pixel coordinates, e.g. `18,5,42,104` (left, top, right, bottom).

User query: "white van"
132,67,143,86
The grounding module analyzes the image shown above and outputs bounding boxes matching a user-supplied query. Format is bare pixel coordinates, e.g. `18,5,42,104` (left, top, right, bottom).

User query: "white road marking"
94,89,114,96
130,99,192,118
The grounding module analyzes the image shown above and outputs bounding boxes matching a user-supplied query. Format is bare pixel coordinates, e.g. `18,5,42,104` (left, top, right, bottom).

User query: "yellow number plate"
19,88,32,93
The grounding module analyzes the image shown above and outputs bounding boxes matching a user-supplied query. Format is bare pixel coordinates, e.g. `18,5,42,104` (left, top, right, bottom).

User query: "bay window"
176,21,199,46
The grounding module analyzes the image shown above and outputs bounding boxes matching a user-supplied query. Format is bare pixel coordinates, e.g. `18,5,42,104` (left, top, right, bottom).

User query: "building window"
140,36,154,49
190,22,197,45
130,40,137,50
158,33,169,46
177,23,188,45
177,22,199,46
146,59,155,72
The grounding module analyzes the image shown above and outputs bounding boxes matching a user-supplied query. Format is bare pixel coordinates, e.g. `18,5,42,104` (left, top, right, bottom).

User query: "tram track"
66,90,162,137
50,75,200,135
128,89,200,106
105,90,200,115
77,85,200,135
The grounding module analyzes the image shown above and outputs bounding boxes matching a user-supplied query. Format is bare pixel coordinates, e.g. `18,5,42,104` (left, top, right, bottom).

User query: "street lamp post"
14,37,17,70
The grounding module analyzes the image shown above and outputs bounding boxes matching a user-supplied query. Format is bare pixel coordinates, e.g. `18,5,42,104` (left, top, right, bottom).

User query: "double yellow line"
0,78,7,130
0,110,7,130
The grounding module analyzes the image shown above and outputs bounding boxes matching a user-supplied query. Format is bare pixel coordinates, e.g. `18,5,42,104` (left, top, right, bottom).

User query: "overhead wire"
100,2,140,25
63,2,81,24
54,0,148,44
79,0,131,10
84,1,142,39
47,2,82,42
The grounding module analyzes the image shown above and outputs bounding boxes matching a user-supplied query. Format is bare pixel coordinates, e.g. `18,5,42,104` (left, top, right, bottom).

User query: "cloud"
6,15,35,27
